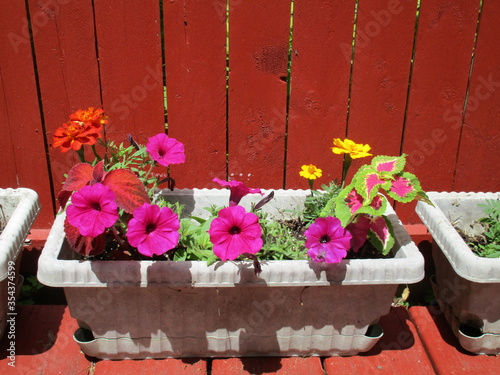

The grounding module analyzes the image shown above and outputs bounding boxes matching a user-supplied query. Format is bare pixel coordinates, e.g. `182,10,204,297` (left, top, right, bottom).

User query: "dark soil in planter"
454,223,489,256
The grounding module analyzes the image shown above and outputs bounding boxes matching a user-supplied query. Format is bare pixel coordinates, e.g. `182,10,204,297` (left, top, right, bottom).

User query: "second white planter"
38,189,424,359
416,191,500,355
0,188,40,338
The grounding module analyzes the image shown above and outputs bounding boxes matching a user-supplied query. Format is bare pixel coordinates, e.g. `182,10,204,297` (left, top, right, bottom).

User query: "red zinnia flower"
52,120,102,152
66,183,118,238
127,203,180,257
304,216,352,263
69,107,108,129
146,133,186,167
208,205,263,261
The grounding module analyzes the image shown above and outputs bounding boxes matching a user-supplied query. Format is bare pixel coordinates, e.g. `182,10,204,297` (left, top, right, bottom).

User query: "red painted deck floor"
0,305,498,374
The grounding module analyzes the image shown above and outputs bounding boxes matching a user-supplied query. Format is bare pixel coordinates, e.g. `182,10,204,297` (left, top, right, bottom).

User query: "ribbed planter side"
39,189,424,359
416,191,500,355
0,188,40,338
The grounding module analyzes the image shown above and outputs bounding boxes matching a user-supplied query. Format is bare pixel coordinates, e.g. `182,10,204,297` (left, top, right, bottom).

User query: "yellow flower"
332,138,372,159
299,164,322,180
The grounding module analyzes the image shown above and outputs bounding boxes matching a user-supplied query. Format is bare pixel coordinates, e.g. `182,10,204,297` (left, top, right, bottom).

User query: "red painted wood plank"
348,0,416,159
285,0,354,188
0,1,54,229
400,0,480,222
228,0,291,189
410,306,500,374
163,0,227,188
453,0,500,192
27,0,102,217
94,358,207,374
212,357,324,375
94,0,165,144
0,305,91,374
403,0,480,178
324,307,435,375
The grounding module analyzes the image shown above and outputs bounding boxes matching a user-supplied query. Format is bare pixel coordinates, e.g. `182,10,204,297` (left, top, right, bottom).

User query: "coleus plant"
317,153,431,256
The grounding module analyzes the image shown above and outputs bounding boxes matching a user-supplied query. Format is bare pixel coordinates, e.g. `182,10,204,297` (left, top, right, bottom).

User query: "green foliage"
18,275,44,305
470,199,500,258
257,211,308,261
303,181,342,223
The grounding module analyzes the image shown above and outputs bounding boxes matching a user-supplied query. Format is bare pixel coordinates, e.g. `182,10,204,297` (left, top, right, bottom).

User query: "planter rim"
416,191,500,283
38,189,424,287
0,188,40,281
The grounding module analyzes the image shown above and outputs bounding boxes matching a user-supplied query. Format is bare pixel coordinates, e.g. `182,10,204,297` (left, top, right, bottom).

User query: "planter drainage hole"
365,324,383,338
74,328,95,343
459,323,483,338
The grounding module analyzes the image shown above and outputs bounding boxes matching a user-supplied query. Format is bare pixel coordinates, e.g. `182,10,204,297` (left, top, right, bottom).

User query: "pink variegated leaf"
346,214,371,252
386,171,420,203
352,165,385,201
356,194,388,217
62,163,94,191
102,169,150,213
335,185,364,226
367,215,395,255
371,155,406,176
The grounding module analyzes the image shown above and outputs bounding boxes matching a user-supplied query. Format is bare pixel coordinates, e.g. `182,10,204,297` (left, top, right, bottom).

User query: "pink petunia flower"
127,203,180,257
146,133,186,167
66,183,119,238
304,216,352,263
212,177,263,206
208,205,263,261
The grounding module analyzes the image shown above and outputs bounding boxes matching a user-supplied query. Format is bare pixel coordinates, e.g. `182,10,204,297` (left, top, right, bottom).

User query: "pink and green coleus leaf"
371,155,406,176
346,214,372,252
386,171,420,203
352,165,386,201
334,185,364,226
355,194,388,217
367,215,395,255
346,214,395,255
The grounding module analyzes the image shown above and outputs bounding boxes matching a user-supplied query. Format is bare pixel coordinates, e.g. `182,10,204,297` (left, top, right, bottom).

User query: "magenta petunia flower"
146,133,186,167
126,203,180,257
66,183,119,238
208,205,263,261
304,216,352,263
212,177,263,206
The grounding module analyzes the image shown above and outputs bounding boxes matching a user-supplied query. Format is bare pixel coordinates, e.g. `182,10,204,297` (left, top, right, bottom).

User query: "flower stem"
76,147,86,163
91,144,102,161
341,154,352,188
111,226,125,245
308,179,314,196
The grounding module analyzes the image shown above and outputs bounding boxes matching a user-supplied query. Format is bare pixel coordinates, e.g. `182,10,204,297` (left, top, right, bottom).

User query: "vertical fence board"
94,0,165,143
0,1,53,228
228,0,291,189
286,0,354,189
28,0,101,204
400,0,480,222
163,0,227,188
348,0,416,155
454,0,500,192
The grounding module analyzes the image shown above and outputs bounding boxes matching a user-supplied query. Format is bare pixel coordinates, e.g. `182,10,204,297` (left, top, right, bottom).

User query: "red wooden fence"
1,0,498,229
